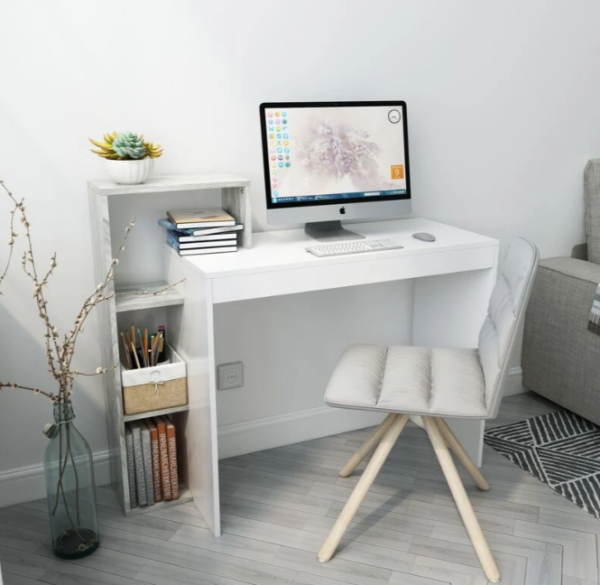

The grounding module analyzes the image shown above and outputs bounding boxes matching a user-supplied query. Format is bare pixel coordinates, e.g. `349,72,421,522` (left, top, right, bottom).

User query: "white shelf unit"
88,172,251,516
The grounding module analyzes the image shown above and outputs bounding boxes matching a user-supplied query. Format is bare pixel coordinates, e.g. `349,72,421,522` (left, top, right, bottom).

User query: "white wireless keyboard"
306,239,404,258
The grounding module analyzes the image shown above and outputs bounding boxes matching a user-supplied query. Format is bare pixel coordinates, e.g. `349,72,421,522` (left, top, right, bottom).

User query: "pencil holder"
121,345,188,415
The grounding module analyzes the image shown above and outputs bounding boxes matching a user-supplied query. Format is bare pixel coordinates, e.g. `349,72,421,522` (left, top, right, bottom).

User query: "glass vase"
44,399,100,558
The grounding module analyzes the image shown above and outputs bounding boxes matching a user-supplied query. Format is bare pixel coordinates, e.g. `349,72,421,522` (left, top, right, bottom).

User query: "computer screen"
259,101,410,209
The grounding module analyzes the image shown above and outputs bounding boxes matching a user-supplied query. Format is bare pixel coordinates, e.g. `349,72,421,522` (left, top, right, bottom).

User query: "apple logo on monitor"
339,207,346,215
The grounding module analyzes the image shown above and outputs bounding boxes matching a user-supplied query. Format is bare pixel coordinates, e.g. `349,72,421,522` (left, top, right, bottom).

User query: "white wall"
1,0,599,496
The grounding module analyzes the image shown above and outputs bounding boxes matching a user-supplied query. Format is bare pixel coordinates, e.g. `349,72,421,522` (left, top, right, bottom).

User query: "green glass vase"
44,400,100,558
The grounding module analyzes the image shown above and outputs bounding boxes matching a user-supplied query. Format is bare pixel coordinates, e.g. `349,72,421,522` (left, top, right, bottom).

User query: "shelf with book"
123,404,189,423
88,171,252,524
127,484,193,517
115,281,184,313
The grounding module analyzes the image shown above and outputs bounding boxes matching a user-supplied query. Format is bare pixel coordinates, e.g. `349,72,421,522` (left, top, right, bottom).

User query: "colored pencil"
143,328,149,367
151,334,160,366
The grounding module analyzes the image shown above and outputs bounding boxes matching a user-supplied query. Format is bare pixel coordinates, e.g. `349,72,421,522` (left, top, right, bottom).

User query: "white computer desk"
163,217,499,536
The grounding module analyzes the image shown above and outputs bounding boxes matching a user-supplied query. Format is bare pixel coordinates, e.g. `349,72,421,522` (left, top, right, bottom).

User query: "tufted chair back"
478,238,539,419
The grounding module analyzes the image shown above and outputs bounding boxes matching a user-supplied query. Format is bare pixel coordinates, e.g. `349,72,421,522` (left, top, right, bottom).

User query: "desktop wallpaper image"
265,106,407,202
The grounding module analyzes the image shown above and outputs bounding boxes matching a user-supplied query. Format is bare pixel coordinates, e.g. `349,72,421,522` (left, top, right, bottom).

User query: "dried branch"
63,222,136,372
1,181,63,379
0,182,19,293
0,180,185,405
70,366,117,378
0,382,56,400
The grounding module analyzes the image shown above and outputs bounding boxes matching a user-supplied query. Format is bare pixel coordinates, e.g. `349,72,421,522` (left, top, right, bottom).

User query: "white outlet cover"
217,362,243,390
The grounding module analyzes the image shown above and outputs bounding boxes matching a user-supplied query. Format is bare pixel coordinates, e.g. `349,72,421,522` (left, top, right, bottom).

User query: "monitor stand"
304,221,365,242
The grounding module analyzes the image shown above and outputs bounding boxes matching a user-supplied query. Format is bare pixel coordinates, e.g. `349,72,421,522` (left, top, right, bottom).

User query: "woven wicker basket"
121,345,187,415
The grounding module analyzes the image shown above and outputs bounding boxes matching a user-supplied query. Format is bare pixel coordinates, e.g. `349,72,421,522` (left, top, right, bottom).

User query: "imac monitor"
259,101,411,241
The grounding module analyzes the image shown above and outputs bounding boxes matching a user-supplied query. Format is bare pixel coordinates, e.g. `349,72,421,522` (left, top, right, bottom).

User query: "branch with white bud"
0,181,185,404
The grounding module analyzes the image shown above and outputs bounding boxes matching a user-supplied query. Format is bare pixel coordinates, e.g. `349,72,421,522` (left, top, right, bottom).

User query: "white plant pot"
105,158,154,185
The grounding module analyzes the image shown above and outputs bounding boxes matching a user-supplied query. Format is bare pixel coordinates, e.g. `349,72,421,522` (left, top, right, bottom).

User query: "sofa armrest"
540,256,600,284
571,243,588,261
523,256,600,423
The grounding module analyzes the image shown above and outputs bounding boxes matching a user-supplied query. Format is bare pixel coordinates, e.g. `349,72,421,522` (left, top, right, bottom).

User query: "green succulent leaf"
112,132,148,160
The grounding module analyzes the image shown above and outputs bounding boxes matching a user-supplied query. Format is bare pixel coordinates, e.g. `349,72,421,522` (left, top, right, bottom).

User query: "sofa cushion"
584,159,600,264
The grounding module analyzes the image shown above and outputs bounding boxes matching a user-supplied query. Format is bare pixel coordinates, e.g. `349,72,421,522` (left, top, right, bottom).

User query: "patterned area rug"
484,409,600,519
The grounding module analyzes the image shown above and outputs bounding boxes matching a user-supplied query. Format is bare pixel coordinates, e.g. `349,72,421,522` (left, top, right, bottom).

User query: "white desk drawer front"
210,246,497,304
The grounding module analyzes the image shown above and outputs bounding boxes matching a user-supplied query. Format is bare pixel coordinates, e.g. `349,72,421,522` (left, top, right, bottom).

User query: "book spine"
191,224,242,236
150,426,162,503
140,422,155,506
125,426,138,508
166,238,185,257
166,420,179,500
131,423,147,506
166,231,180,249
156,418,172,500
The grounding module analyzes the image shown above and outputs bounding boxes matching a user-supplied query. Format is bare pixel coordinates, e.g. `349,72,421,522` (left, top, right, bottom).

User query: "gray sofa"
522,159,600,425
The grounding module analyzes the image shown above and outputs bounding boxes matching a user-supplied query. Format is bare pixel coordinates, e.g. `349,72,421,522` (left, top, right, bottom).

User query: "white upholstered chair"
318,238,539,583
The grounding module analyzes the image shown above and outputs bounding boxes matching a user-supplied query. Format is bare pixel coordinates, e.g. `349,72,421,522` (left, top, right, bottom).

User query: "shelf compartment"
115,281,184,313
126,484,192,516
123,404,189,423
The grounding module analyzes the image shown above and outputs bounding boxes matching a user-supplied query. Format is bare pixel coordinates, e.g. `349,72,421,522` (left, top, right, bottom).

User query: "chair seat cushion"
324,344,488,419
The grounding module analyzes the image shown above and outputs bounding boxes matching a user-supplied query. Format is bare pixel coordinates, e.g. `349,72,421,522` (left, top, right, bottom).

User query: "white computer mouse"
412,232,436,242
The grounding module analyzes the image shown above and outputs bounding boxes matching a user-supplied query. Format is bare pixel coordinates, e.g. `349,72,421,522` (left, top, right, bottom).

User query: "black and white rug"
484,409,600,519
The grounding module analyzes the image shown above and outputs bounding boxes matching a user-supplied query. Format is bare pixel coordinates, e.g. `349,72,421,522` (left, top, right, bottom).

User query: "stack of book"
159,208,243,256
125,416,180,508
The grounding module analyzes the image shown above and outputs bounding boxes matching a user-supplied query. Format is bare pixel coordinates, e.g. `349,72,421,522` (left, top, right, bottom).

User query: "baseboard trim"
218,405,386,459
503,366,526,397
0,450,112,508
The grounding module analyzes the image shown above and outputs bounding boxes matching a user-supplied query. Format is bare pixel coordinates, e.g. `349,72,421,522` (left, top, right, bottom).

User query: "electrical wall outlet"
217,362,244,390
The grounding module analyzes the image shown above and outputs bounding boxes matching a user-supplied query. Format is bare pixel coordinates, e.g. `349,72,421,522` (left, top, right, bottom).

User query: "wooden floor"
1,392,599,585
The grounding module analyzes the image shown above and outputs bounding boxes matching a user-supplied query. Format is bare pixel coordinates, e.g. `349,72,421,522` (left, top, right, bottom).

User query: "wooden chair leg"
318,413,409,563
435,418,490,491
339,413,397,478
423,417,500,583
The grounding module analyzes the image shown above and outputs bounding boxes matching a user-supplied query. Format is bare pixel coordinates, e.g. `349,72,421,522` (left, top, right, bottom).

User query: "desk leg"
166,251,221,536
411,266,497,466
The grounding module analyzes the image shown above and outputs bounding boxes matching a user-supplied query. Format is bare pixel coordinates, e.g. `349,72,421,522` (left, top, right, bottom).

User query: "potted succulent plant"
89,132,163,185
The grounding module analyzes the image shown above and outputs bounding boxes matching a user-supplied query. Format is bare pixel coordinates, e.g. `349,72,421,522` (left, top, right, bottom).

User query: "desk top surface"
176,218,498,279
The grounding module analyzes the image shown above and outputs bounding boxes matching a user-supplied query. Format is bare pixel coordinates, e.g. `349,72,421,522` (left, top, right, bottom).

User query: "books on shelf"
125,416,180,507
164,416,179,500
158,217,243,237
140,421,155,506
158,210,241,257
170,231,237,244
125,426,138,508
156,417,172,501
167,240,237,256
167,231,234,250
131,421,147,506
147,419,162,504
167,208,235,229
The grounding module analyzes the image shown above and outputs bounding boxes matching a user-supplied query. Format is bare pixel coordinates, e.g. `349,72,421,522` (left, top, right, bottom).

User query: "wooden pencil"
120,331,132,370
131,341,141,369
137,329,146,368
